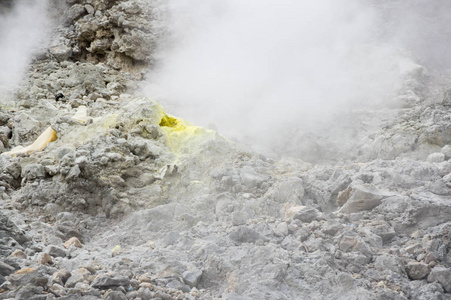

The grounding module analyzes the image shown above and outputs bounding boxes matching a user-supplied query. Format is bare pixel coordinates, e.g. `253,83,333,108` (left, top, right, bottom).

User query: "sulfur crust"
157,107,216,155
1,102,215,158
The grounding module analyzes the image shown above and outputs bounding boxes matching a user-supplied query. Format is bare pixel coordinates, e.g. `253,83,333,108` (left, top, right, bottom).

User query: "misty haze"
144,0,451,159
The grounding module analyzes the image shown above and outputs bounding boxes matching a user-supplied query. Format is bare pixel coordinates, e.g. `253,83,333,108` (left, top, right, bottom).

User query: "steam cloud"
143,0,451,157
0,0,50,95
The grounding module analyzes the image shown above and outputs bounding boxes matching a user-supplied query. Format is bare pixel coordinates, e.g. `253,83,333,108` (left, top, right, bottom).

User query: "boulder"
49,45,72,62
427,267,451,292
63,237,83,249
182,269,202,288
229,226,263,244
45,245,66,258
441,145,451,159
406,262,430,280
91,274,130,289
292,206,320,223
338,184,393,213
0,211,29,245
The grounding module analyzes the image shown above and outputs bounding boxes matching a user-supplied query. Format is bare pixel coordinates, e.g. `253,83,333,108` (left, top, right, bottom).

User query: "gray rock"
52,269,71,285
0,126,11,147
166,279,190,292
64,4,86,26
161,231,180,247
405,243,423,256
14,283,44,300
65,268,91,288
322,222,342,236
349,212,364,222
292,207,320,223
359,227,383,248
366,220,396,245
182,268,202,288
274,222,289,237
110,29,154,61
406,262,430,280
21,164,45,181
129,138,158,160
44,165,59,176
229,226,263,244
426,179,450,195
104,290,127,300
296,226,310,241
335,272,354,292
232,210,250,226
427,152,445,163
91,274,130,289
410,282,447,300
338,184,393,213
84,4,94,15
425,253,437,264
0,261,15,276
4,160,22,179
375,254,405,274
223,292,253,300
268,177,304,203
0,211,29,245
49,45,72,62
239,166,266,189
66,164,81,180
427,266,451,292
137,287,153,300
48,283,66,297
441,145,451,159
339,236,361,252
0,112,9,125
46,245,66,257
11,113,40,145
8,267,48,288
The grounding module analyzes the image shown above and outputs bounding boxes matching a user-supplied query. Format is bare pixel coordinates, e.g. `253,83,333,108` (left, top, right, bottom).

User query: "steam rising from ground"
0,0,50,96
144,0,451,157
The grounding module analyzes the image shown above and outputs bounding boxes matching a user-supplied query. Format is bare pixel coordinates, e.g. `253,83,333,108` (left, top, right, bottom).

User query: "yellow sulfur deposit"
2,126,57,156
158,109,216,155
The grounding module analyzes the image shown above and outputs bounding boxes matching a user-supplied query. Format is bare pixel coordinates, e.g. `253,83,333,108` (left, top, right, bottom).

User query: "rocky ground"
1,1,451,299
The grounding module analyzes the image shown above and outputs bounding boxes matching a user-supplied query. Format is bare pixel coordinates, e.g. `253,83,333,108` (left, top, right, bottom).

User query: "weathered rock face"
0,211,29,257
1,1,451,300
55,0,165,75
0,0,13,14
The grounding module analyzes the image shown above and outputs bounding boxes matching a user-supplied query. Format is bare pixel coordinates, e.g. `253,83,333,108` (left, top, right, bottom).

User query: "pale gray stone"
49,45,72,62
91,274,130,288
427,267,451,292
406,262,430,280
182,269,202,288
441,145,451,159
45,245,66,258
274,222,289,237
338,184,393,213
427,152,445,163
292,207,319,223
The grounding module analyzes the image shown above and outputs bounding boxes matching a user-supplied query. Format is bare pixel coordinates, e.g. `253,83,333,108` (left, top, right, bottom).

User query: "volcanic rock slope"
1,1,451,300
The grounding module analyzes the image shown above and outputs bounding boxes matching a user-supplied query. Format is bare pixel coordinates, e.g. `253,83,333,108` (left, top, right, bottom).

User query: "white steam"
0,0,51,95
142,0,451,157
